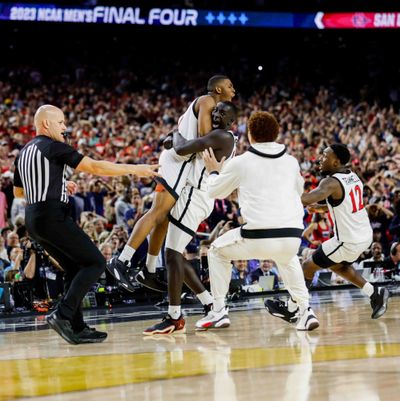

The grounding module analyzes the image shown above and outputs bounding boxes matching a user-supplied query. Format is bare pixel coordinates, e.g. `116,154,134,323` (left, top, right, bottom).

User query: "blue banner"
1,4,400,29
0,3,316,27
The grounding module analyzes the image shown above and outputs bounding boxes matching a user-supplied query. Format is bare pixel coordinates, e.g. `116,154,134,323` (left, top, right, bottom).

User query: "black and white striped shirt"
14,135,84,205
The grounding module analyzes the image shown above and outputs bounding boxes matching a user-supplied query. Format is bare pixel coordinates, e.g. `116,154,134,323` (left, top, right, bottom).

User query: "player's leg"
135,216,169,292
264,238,318,331
143,200,212,335
330,262,389,318
312,238,389,319
107,189,176,292
196,228,246,330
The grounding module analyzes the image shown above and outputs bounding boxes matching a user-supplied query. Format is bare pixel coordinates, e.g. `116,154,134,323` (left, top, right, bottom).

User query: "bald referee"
13,105,159,344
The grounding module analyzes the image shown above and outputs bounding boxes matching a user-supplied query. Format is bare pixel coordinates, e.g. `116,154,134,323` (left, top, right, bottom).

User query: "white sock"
118,245,135,263
213,298,226,312
146,254,158,273
288,297,298,313
197,290,213,306
362,282,374,297
168,305,181,320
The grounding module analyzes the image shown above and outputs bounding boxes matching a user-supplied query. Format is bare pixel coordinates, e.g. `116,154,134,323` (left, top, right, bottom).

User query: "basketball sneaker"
264,299,299,324
296,307,319,331
143,315,186,335
195,307,230,330
75,325,108,344
106,257,136,292
370,286,390,319
135,268,168,292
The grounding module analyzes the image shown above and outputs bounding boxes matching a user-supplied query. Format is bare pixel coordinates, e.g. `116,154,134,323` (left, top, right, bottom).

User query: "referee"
13,105,159,344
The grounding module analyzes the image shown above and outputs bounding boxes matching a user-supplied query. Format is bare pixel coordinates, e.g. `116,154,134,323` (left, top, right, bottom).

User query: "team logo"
352,13,369,28
343,175,360,185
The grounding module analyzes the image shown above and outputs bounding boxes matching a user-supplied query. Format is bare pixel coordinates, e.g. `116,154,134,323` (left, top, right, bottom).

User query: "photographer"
21,238,64,301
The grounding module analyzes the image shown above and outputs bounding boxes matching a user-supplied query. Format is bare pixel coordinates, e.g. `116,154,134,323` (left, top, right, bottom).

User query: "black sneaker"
106,257,136,292
46,310,79,345
264,299,299,324
203,303,212,316
75,325,108,344
370,287,390,319
135,268,168,292
143,315,186,335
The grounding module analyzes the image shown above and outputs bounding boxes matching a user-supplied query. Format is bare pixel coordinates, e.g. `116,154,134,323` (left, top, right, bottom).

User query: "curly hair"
248,111,280,143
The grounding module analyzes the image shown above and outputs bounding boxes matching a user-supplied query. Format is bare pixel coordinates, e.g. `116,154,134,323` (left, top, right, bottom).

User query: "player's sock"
168,305,181,320
362,282,374,297
146,254,158,273
118,245,135,263
196,290,213,306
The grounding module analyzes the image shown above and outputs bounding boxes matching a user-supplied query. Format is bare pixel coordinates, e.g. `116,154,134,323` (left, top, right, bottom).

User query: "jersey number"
349,185,364,213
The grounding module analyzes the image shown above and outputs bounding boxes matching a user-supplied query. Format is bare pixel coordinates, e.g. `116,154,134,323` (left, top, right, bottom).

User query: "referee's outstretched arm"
75,157,160,178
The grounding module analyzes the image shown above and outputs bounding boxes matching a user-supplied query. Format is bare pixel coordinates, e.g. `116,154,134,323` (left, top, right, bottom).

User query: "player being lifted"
106,75,235,292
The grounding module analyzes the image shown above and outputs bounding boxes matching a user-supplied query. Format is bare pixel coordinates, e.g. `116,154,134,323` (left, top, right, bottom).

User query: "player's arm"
197,96,216,136
301,177,341,206
174,130,227,158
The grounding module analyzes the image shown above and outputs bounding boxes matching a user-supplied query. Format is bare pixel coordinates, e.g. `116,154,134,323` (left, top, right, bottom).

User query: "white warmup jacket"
207,142,305,233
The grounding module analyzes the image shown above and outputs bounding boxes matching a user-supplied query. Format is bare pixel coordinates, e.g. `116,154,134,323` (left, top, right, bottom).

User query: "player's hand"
132,164,161,178
163,136,173,150
202,148,226,173
306,204,326,213
66,181,78,195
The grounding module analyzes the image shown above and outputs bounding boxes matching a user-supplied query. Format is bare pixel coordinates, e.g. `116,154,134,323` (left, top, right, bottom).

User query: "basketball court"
1,289,399,401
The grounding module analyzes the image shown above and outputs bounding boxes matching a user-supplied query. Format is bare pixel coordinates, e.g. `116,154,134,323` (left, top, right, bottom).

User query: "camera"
30,240,45,255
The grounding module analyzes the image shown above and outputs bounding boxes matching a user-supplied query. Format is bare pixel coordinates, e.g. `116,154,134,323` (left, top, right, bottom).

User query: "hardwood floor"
1,290,399,401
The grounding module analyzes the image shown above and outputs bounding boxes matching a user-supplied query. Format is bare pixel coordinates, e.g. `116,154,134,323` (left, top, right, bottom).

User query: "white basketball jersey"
187,131,237,191
178,98,199,141
327,171,372,243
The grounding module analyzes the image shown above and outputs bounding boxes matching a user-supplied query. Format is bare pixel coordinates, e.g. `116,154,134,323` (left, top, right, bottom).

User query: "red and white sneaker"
195,307,230,330
143,315,186,335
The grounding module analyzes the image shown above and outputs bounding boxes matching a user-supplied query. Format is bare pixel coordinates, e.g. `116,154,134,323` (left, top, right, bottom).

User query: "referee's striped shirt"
14,135,84,205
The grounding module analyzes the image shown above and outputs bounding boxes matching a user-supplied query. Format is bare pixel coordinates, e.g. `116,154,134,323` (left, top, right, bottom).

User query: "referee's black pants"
25,201,105,325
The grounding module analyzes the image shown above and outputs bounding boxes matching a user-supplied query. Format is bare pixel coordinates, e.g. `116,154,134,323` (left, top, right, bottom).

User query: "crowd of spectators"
1,67,400,310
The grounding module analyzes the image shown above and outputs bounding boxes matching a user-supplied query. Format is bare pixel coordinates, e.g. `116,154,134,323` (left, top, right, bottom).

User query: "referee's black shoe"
370,287,390,319
46,310,79,345
106,257,136,292
75,325,108,344
135,268,168,292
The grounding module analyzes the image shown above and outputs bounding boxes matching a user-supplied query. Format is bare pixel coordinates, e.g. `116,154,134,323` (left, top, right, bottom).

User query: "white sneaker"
296,307,319,331
195,307,230,330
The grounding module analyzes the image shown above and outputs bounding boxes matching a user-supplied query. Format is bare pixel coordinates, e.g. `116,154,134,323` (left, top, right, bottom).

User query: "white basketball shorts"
155,149,194,200
165,185,214,253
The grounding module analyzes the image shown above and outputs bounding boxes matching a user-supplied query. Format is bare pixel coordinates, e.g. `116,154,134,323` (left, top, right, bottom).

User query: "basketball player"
143,101,238,335
266,144,389,323
107,76,235,292
196,111,319,331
